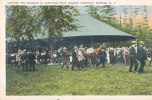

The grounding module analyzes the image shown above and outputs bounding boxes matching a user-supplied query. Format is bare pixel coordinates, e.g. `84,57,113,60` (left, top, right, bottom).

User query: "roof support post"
91,36,93,47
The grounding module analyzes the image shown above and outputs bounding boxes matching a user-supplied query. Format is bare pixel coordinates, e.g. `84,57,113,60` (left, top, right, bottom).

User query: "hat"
139,41,144,45
63,47,67,50
73,46,78,49
79,45,83,48
58,48,61,52
79,47,83,50
131,41,136,44
23,49,26,52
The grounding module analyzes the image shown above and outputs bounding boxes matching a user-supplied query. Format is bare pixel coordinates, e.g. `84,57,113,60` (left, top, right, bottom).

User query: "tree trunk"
17,38,20,51
50,38,54,63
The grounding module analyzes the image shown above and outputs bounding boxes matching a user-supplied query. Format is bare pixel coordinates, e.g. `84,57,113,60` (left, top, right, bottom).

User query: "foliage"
6,6,41,50
87,6,99,18
87,6,152,48
39,6,80,63
7,62,152,95
39,6,79,38
99,5,117,24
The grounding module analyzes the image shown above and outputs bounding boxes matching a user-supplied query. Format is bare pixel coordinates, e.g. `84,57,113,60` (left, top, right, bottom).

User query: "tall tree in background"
122,7,128,31
87,6,99,18
6,6,41,50
39,6,79,64
142,6,150,41
100,5,116,24
118,8,122,28
133,7,141,39
122,6,134,34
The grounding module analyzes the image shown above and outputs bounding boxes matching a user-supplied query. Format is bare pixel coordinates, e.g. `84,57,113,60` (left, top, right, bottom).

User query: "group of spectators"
6,41,152,73
129,41,151,73
61,46,87,70
6,49,50,71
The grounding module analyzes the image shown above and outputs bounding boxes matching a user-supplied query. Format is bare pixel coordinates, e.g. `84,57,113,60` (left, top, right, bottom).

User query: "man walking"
129,41,138,73
28,50,36,71
61,47,70,70
71,46,78,70
137,41,147,73
77,46,85,70
97,47,107,68
21,49,28,71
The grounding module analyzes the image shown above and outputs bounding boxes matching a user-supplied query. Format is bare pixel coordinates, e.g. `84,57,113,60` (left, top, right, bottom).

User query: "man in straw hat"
137,41,147,73
77,45,85,70
71,46,79,70
129,41,138,73
61,47,70,70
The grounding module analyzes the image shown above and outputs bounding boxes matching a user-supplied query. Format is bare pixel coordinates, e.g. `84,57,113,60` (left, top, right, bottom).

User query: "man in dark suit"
129,41,138,73
97,48,107,68
21,49,28,71
109,49,115,65
137,41,147,73
28,50,36,71
71,46,78,70
61,47,70,70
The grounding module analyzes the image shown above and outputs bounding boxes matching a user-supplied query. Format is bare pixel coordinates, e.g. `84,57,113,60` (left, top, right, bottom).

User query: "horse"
81,43,107,68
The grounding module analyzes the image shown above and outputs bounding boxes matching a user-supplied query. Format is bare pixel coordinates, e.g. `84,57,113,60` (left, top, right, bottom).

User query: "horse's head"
100,43,107,50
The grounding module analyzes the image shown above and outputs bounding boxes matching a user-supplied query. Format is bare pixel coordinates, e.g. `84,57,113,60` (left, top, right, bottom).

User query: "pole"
91,36,93,48
136,38,138,46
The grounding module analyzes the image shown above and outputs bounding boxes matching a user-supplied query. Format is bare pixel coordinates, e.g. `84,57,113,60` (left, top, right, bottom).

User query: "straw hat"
79,45,84,50
139,41,144,45
63,47,67,50
79,45,83,48
73,46,78,49
79,47,83,50
23,49,26,52
131,41,136,44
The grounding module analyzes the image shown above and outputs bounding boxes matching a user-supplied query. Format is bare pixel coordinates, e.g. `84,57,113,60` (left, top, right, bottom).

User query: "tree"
6,6,41,50
142,6,152,47
87,6,99,18
122,7,129,31
39,6,79,64
99,5,116,24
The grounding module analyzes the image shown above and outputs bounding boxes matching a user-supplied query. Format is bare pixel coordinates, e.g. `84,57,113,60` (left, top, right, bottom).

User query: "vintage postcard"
0,0,152,100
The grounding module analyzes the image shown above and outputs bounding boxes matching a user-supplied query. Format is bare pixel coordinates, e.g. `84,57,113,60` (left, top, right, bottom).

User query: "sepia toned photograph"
5,5,152,96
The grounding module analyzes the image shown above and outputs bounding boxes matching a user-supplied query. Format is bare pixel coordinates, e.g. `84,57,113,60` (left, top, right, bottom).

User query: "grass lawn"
6,62,152,95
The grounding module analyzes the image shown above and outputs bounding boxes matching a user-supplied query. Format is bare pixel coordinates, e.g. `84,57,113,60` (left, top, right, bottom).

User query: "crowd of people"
6,49,50,71
6,41,152,73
